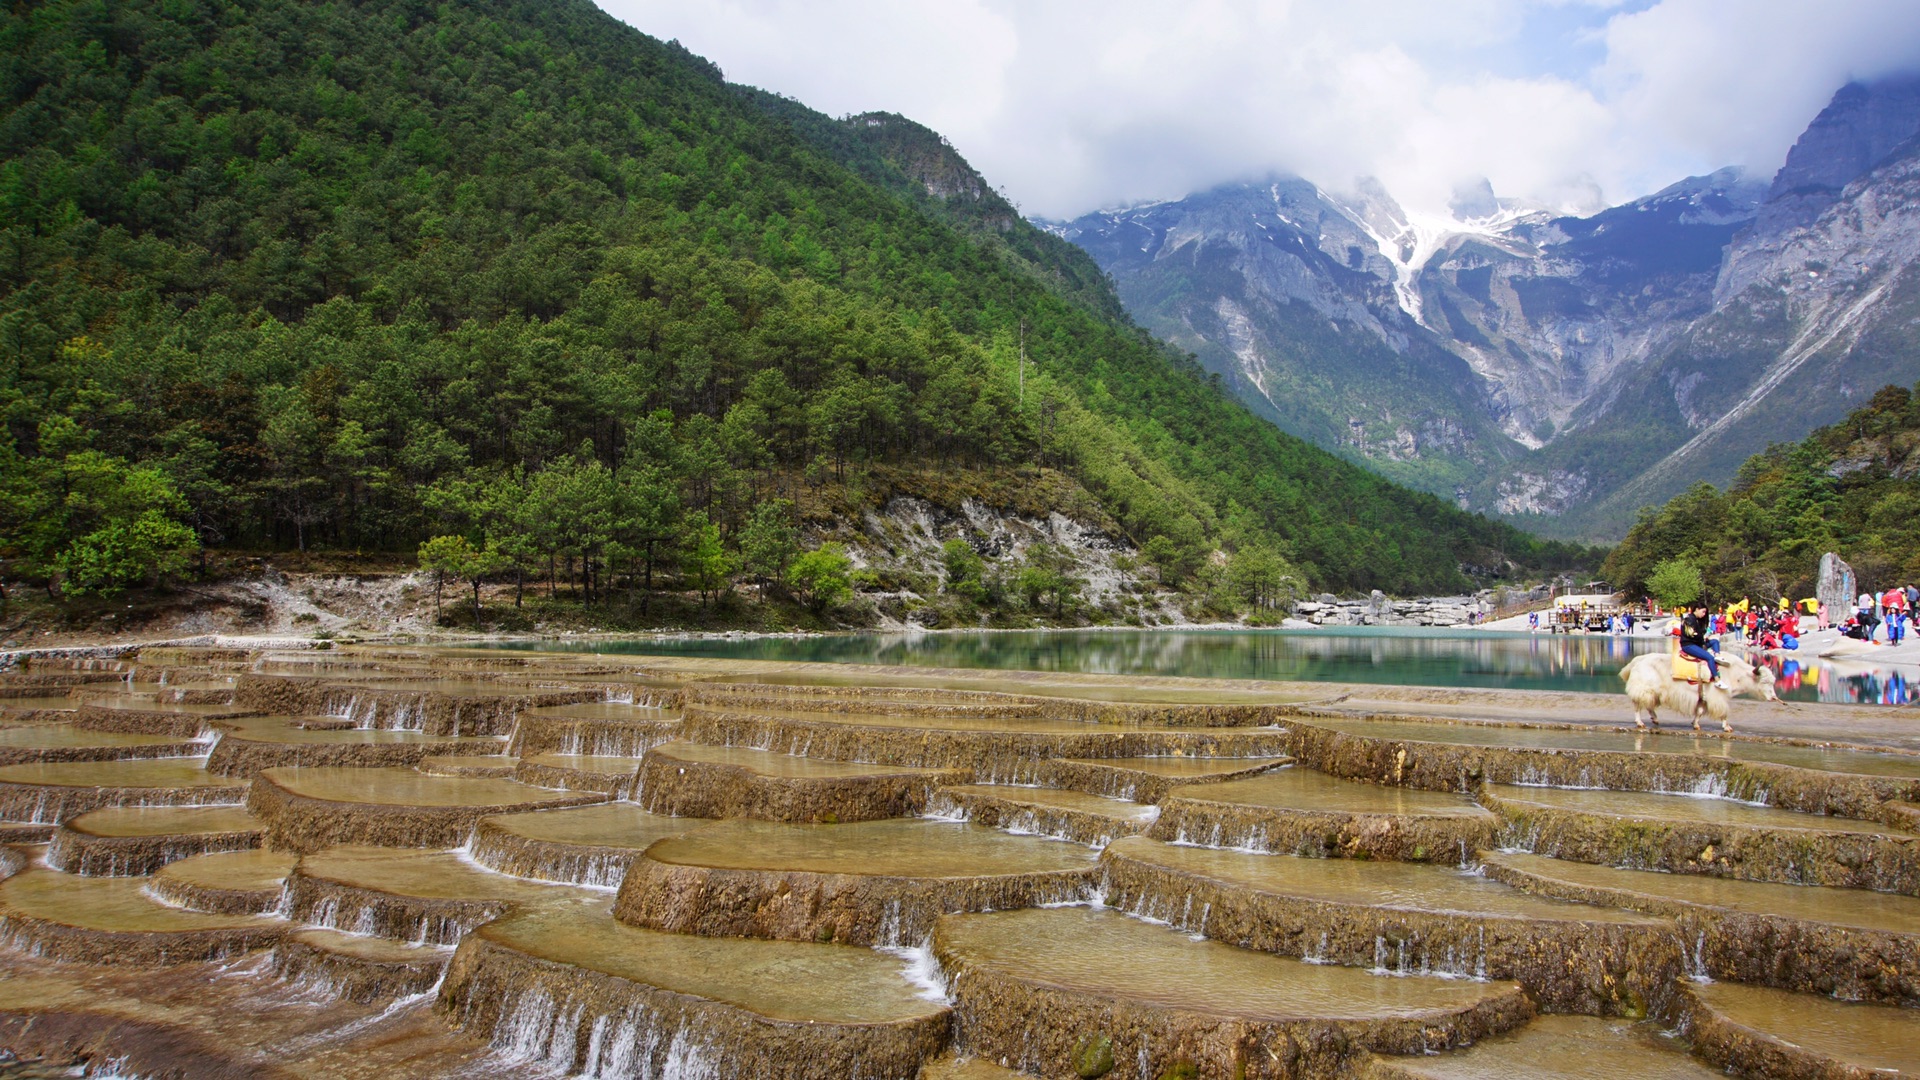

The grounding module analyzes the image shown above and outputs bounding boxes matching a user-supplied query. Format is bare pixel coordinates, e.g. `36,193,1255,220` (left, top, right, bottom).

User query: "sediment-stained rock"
681,705,1292,782
149,849,297,915
686,681,1300,727
0,758,247,824
0,724,205,767
933,906,1534,1080
47,805,263,876
0,822,54,843
1100,836,1678,1017
613,818,1098,946
72,699,259,737
287,846,578,945
439,901,951,1080
246,766,604,853
1482,784,1920,893
1150,769,1499,862
1678,980,1920,1080
0,868,284,964
204,717,507,778
1039,754,1291,801
1287,718,1920,819
508,703,681,757
513,753,642,797
232,675,600,737
1358,1014,1729,1080
926,783,1158,846
638,740,964,823
470,804,711,887
271,928,452,1003
1482,850,1920,1006
417,754,521,777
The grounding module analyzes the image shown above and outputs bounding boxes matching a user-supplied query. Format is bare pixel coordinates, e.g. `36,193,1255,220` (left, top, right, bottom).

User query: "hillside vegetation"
1604,383,1920,600
0,0,1588,619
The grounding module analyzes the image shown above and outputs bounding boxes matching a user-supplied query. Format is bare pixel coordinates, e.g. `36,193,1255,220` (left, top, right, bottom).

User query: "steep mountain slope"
0,0,1581,598
1602,381,1920,601
1057,76,1920,540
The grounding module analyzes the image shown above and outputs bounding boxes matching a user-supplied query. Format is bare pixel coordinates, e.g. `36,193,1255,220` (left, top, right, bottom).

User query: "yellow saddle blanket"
1671,647,1711,683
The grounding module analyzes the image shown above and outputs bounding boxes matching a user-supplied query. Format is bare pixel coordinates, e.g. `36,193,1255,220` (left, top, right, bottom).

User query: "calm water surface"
492,627,1916,705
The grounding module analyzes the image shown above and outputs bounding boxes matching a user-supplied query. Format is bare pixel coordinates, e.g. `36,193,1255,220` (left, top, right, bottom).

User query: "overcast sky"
592,0,1920,220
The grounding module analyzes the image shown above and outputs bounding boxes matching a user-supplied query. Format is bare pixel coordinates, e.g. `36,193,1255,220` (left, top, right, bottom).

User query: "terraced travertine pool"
0,643,1917,1078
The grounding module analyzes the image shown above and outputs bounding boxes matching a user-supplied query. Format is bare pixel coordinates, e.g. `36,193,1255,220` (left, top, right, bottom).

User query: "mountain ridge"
1052,74,1920,539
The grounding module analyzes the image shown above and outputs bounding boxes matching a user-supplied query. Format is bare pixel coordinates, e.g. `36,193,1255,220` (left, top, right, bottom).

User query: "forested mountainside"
0,0,1587,610
1602,382,1920,602
1055,76,1920,541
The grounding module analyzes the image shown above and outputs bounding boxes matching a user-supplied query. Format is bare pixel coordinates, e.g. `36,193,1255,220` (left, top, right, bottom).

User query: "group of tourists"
1836,585,1917,644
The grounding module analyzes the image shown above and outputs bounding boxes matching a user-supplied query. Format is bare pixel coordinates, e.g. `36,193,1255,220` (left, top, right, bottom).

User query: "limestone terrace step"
1361,1015,1725,1080
0,723,205,766
0,758,247,824
1290,716,1920,819
1101,835,1673,1015
927,784,1158,846
438,899,950,1080
247,766,605,853
614,818,1098,946
1679,980,1920,1079
1482,783,1920,893
931,906,1531,1080
1481,850,1920,1005
48,805,263,876
1040,754,1291,801
1150,767,1498,862
681,705,1292,782
470,803,712,888
0,866,284,964
638,740,963,823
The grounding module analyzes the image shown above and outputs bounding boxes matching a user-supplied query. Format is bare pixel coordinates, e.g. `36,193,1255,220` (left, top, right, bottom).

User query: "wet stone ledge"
0,730,208,768
245,766,606,854
270,928,452,1004
1482,786,1920,894
637,741,965,823
204,722,508,778
285,865,514,947
932,906,1535,1080
438,905,952,1080
1677,981,1920,1080
468,804,711,889
613,820,1099,947
1148,773,1499,863
0,869,285,965
679,705,1292,781
512,754,641,797
0,760,248,825
507,708,681,757
148,850,297,915
685,681,1295,727
46,806,263,877
232,675,602,737
926,784,1158,847
1037,755,1292,802
1482,851,1920,1006
1098,837,1678,1017
1286,719,1920,820
71,701,260,737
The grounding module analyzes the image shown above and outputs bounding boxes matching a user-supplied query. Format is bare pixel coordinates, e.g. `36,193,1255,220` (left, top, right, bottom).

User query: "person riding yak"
1679,602,1726,691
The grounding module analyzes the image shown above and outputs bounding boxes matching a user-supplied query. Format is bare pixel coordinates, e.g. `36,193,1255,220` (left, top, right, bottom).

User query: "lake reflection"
491,627,1919,707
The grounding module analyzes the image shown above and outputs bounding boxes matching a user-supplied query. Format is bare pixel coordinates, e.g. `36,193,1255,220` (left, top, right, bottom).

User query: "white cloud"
593,0,1920,218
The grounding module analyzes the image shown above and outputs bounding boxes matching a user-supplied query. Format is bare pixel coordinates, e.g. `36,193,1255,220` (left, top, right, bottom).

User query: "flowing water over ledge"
489,627,1919,705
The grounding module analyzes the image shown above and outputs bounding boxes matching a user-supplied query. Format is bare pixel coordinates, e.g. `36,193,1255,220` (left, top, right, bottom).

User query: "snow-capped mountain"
1049,75,1920,537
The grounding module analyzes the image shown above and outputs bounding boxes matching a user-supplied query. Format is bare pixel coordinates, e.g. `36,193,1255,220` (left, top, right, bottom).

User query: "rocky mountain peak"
1753,75,1920,237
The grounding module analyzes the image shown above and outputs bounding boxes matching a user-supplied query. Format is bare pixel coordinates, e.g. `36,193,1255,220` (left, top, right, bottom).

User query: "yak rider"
1679,602,1728,691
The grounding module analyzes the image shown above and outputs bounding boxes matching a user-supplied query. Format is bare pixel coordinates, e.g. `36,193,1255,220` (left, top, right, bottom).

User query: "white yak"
1619,651,1778,733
